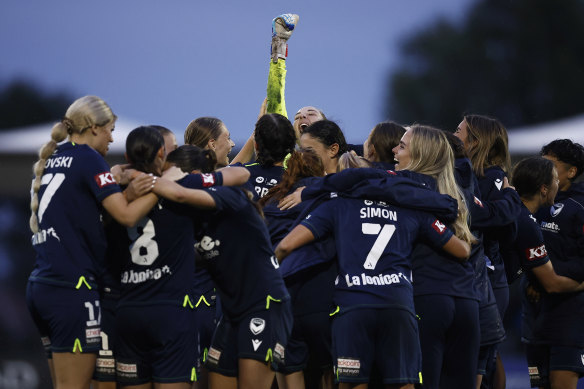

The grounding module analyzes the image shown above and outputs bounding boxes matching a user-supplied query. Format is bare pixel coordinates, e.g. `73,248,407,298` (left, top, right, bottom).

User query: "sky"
0,0,476,147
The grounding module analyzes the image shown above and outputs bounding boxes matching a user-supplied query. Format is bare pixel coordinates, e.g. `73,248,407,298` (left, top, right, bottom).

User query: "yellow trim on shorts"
75,276,92,290
72,338,83,353
195,295,211,307
265,295,281,309
183,295,194,309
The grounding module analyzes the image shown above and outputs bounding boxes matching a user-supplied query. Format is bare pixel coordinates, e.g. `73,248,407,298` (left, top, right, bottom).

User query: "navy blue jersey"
300,196,454,314
262,176,322,247
101,172,223,299
193,187,289,321
115,184,200,308
241,162,285,201
478,166,511,289
300,168,458,225
30,142,121,288
535,183,584,347
503,204,550,285
371,161,396,171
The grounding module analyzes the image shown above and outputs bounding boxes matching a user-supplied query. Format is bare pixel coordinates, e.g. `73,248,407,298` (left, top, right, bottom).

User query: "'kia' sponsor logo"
526,244,547,261
432,220,446,234
201,173,215,187
95,172,116,188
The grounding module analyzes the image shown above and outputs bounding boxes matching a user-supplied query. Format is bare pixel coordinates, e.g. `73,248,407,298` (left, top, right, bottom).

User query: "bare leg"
550,370,579,389
476,374,483,389
154,382,192,389
238,358,275,389
92,380,118,389
493,353,506,389
47,358,56,389
52,352,96,389
208,371,236,389
339,383,367,389
121,384,151,389
276,371,305,389
321,368,334,389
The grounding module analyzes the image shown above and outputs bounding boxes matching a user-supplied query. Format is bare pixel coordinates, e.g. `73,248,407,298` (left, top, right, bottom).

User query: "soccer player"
26,96,158,389
151,158,292,389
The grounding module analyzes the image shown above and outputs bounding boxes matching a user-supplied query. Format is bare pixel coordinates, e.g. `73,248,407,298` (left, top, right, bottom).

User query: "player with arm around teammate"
274,189,470,389
151,158,292,389
25,96,158,389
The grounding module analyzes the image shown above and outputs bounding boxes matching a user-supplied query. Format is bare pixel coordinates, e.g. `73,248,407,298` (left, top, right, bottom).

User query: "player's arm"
441,235,471,260
275,224,316,262
215,166,251,186
102,191,158,228
532,261,584,293
152,177,216,209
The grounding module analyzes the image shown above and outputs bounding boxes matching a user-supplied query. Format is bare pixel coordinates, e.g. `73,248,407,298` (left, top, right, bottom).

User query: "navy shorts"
26,281,102,356
115,305,197,385
205,299,293,377
332,307,421,385
93,295,117,382
525,344,584,388
279,311,332,374
195,290,217,368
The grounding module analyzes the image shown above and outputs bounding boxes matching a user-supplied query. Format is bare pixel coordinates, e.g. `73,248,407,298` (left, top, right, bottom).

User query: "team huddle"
25,13,584,389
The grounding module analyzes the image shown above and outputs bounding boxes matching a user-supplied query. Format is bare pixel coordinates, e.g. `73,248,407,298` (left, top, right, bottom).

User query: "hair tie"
62,117,74,134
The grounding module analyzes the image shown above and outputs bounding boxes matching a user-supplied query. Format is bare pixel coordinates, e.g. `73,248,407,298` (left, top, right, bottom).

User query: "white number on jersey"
37,173,66,223
361,223,396,270
128,218,159,266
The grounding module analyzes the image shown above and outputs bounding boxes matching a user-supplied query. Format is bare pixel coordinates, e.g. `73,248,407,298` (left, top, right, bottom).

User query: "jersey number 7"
362,223,396,270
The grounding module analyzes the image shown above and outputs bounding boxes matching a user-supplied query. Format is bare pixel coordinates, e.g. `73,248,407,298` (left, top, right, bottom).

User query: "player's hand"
503,177,515,191
125,173,156,201
111,164,131,185
526,283,541,303
278,186,304,210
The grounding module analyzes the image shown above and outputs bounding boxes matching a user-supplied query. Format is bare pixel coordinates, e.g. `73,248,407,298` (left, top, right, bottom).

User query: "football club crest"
249,318,266,335
550,203,564,217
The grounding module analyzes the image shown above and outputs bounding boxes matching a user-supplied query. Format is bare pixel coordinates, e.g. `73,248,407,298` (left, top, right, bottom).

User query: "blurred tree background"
0,80,70,130
387,0,584,130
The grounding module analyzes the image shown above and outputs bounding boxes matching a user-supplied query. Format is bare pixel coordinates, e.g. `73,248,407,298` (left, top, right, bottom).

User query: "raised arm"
275,224,316,262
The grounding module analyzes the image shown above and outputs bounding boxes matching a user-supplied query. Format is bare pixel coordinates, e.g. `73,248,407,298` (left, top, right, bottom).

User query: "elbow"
275,244,290,262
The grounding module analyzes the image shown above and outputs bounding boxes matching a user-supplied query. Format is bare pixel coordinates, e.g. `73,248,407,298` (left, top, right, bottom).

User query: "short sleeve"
299,200,336,240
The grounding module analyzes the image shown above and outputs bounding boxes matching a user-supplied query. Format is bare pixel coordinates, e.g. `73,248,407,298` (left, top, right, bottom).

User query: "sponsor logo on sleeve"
526,244,547,261
494,178,503,190
94,172,116,188
201,173,215,187
337,358,361,376
250,318,266,335
432,219,446,234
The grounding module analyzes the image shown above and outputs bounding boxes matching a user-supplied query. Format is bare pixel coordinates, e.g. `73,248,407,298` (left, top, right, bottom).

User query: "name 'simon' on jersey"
359,206,398,221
